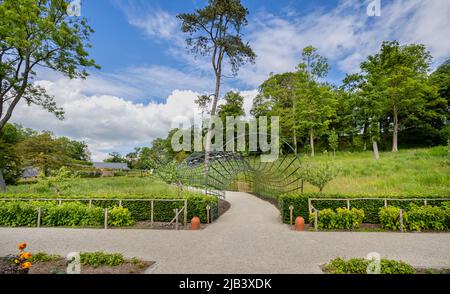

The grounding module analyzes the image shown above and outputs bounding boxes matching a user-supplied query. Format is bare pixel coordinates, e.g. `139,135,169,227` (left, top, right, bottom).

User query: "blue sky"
11,0,450,160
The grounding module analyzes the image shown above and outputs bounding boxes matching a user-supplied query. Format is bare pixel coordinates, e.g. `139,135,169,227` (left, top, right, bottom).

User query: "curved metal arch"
173,134,304,199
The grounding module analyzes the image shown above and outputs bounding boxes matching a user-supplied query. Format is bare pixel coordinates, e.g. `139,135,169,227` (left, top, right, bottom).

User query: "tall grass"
300,146,450,196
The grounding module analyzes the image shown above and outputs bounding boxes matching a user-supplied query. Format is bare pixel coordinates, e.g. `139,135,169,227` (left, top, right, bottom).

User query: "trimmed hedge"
379,205,449,231
0,193,219,226
279,193,450,224
324,257,416,274
310,207,364,230
0,201,132,228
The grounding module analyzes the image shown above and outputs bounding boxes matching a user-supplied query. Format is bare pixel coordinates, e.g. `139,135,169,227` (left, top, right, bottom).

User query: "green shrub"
300,162,338,193
42,202,103,227
310,207,364,230
108,206,134,227
279,193,449,224
29,252,61,263
0,201,38,227
324,257,416,274
407,205,447,231
80,252,124,267
379,206,406,230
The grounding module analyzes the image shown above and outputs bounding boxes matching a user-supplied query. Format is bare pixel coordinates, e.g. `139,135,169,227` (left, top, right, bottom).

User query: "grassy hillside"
300,146,450,196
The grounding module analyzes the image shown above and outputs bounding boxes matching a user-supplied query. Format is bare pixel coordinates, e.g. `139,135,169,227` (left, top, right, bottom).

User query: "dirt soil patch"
0,257,154,274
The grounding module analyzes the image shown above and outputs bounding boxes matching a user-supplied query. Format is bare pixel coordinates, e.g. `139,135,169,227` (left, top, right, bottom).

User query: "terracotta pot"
295,216,305,231
191,216,201,230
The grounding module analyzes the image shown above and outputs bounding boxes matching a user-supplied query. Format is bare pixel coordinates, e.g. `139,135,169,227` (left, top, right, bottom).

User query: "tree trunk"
310,129,315,157
372,140,380,161
204,72,222,180
0,170,6,193
392,106,398,152
293,129,297,155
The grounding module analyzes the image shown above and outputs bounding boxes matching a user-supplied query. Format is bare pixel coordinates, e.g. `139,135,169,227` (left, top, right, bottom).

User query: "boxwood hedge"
279,193,450,224
0,193,218,226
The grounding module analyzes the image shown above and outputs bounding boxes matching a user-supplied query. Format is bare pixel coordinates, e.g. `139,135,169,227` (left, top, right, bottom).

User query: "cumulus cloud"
10,77,201,161
240,0,450,86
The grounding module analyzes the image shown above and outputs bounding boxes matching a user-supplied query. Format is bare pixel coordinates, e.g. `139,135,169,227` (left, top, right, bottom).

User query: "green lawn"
2,176,190,199
300,146,450,196
2,146,449,199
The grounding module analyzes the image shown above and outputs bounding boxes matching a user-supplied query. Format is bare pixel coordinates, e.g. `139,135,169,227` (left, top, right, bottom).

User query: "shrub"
278,193,448,224
42,202,103,227
300,162,338,193
324,257,416,274
0,202,38,227
334,207,364,229
108,206,134,227
29,252,61,263
310,208,364,230
407,205,447,231
80,252,124,267
379,206,406,230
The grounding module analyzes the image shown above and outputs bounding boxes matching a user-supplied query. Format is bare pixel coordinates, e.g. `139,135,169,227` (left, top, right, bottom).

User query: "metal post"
37,207,41,228
424,199,427,206
289,205,294,225
346,199,350,210
89,200,92,208
119,200,122,207
308,199,312,215
399,209,404,232
206,205,211,224
184,199,188,228
104,208,108,230
58,200,62,205
150,200,154,227
384,199,388,208
314,209,318,232
175,208,179,230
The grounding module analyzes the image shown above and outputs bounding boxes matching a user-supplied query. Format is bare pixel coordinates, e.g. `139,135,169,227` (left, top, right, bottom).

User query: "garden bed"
0,252,154,275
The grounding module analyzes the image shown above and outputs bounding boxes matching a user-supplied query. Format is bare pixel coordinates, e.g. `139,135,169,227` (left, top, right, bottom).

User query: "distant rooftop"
92,162,130,170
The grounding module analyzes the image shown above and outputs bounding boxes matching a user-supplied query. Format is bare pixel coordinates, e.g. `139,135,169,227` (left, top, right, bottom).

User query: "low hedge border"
279,193,450,224
0,193,219,226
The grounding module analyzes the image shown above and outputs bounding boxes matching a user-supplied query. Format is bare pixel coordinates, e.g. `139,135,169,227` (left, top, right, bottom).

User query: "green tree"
328,129,338,156
195,94,212,121
218,91,245,121
17,132,73,176
0,0,98,190
359,41,436,152
178,0,255,170
0,139,22,185
104,152,125,163
296,46,336,157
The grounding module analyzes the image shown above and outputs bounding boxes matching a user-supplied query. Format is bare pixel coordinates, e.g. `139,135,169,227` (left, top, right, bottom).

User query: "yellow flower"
14,259,20,264
21,262,32,270
18,243,27,250
20,252,31,259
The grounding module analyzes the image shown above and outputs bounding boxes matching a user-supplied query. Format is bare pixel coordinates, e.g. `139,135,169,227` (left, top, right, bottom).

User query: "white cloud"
10,77,201,161
240,0,450,86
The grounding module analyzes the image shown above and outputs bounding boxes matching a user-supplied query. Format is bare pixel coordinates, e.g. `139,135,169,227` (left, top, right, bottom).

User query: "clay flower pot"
295,216,305,231
191,216,201,230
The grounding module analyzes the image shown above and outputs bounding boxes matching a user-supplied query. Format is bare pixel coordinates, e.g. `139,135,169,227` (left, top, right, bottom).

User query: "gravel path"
0,191,449,273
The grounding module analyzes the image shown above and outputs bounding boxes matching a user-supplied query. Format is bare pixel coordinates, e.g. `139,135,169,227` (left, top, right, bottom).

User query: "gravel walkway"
0,191,449,273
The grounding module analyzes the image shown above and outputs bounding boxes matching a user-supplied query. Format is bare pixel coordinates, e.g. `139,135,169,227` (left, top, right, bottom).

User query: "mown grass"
2,176,187,198
300,146,450,196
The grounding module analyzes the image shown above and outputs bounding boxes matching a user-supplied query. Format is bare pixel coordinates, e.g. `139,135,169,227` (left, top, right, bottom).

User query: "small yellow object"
14,259,19,264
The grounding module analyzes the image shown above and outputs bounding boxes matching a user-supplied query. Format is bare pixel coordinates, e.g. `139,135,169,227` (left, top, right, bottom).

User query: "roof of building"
92,162,130,170
22,167,39,178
